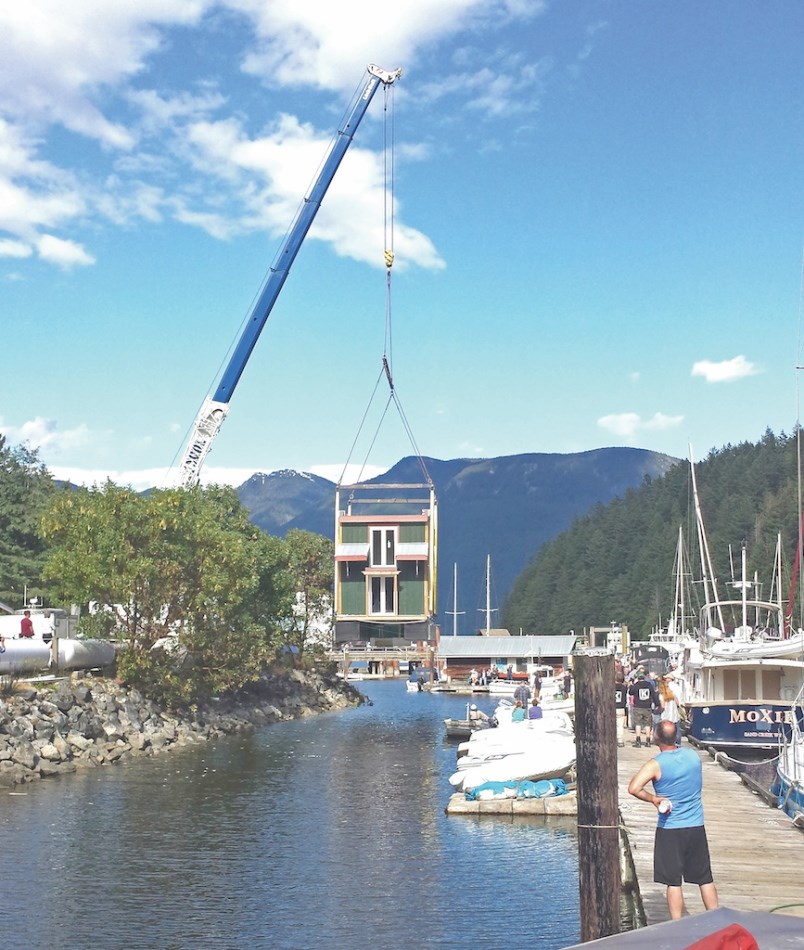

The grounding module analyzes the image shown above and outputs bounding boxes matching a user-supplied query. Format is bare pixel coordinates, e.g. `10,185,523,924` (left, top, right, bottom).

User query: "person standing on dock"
627,720,719,921
562,668,573,699
627,670,660,747
614,674,628,747
658,673,682,745
513,681,531,708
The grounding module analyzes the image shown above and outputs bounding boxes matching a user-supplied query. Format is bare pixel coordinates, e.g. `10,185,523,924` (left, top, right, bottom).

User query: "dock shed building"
436,634,578,681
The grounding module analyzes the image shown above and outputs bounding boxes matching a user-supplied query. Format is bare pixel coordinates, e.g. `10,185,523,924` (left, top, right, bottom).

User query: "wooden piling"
575,652,620,942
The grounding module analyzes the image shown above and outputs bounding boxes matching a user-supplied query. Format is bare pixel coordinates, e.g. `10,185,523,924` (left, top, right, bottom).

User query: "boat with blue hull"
687,692,804,751
771,685,804,825
681,546,804,754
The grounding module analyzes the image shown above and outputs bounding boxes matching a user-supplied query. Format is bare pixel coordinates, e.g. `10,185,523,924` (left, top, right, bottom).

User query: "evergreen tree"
0,436,55,606
503,431,802,638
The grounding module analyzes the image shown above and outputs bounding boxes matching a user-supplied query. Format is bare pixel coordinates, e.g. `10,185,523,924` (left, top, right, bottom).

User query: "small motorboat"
444,702,495,739
449,732,576,792
444,717,494,740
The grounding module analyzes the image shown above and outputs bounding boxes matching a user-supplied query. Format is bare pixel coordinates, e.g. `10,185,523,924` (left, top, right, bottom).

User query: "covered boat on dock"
448,735,576,792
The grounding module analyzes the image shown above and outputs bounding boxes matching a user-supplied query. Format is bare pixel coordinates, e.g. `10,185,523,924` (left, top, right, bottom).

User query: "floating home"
333,481,438,647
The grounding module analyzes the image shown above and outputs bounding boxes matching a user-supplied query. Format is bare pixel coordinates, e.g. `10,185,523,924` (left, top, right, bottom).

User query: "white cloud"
37,235,96,269
180,111,444,269
691,355,758,383
229,0,547,91
0,238,32,258
0,119,87,238
597,411,684,441
0,2,210,147
0,0,546,271
0,417,91,455
47,462,388,492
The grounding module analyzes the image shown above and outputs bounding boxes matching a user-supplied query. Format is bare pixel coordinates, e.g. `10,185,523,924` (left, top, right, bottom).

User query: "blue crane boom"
179,64,402,487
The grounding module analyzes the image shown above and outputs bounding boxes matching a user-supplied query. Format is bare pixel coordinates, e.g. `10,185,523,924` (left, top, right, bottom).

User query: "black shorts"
653,825,713,887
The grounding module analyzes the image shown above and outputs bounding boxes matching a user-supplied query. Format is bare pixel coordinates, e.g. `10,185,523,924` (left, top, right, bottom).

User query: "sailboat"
649,526,698,660
682,452,804,753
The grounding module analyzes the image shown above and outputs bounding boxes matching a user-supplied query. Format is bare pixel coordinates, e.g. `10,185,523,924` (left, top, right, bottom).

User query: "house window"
370,576,396,615
370,527,396,567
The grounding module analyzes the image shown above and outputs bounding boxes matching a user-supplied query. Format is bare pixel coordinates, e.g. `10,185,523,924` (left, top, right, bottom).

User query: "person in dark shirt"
615,676,628,747
562,669,573,699
627,670,662,747
513,681,531,707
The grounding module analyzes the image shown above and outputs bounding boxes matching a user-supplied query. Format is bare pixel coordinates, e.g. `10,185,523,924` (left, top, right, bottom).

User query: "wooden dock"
617,738,804,925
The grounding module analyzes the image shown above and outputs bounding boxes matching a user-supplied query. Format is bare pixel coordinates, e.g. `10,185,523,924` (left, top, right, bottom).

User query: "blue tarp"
465,778,569,801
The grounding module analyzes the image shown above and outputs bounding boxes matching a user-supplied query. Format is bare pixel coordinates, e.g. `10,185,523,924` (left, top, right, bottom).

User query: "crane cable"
338,81,433,489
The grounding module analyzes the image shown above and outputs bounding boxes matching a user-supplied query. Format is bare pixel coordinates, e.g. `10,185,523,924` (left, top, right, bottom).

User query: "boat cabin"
630,642,670,677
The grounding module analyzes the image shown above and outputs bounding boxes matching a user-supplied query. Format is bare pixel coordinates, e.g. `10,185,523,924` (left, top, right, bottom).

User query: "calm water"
0,681,580,949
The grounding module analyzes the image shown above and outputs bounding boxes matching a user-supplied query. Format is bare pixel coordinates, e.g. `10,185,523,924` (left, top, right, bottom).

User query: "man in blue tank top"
627,720,719,920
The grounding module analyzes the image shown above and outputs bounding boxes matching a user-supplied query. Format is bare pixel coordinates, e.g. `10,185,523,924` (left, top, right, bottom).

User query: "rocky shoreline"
0,666,363,787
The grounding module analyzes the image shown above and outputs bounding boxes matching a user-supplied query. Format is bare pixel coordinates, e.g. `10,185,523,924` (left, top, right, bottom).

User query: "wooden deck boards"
617,738,804,925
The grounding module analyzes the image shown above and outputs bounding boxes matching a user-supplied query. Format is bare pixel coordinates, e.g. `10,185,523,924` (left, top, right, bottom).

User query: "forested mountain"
503,429,800,638
239,448,678,626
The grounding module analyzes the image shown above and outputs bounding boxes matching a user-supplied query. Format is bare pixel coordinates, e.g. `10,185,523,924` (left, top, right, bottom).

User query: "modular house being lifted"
333,482,438,647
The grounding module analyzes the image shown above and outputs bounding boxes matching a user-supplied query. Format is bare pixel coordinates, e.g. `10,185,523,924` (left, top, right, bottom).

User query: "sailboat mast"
453,562,458,637
485,554,492,634
445,561,464,636
671,525,684,635
690,446,725,631
741,543,748,632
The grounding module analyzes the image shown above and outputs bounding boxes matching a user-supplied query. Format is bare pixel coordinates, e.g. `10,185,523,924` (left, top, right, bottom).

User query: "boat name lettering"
728,708,792,725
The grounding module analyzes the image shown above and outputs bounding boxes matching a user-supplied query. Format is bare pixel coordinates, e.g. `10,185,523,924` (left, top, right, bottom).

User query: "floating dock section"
445,789,577,816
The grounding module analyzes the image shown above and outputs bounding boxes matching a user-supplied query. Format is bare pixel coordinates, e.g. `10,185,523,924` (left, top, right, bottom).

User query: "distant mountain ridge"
237,447,679,631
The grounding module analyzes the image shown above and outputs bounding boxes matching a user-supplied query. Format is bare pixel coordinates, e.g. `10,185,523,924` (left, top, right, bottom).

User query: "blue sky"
2,1,803,491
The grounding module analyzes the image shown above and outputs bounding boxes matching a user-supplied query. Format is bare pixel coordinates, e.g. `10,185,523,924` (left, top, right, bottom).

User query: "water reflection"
0,681,580,949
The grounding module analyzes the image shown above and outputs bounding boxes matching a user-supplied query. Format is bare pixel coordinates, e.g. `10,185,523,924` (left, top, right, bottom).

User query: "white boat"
493,693,574,723
459,709,574,754
448,732,576,792
684,545,804,751
487,667,562,698
706,625,804,661
772,684,804,825
456,719,574,770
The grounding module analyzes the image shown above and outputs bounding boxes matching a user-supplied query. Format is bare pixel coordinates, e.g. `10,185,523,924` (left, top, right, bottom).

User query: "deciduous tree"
41,483,291,704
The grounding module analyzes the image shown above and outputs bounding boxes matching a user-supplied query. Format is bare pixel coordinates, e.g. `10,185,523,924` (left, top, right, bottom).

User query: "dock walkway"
617,738,804,925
